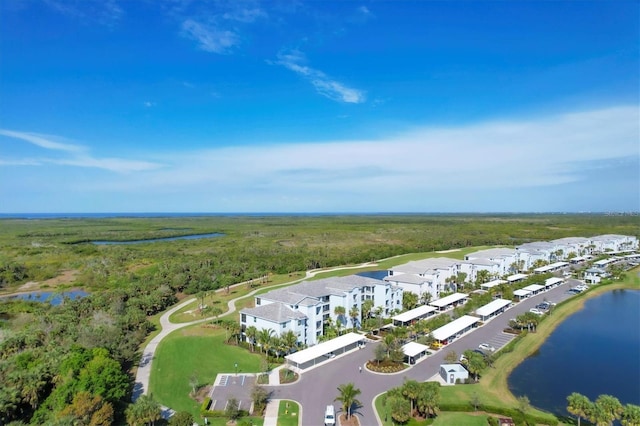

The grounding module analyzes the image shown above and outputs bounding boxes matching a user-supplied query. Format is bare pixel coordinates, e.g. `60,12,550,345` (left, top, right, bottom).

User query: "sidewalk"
263,399,280,426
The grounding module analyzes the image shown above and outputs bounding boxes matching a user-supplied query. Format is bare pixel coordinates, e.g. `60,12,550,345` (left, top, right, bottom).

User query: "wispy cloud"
181,19,240,54
0,129,162,173
86,105,638,196
3,106,637,212
0,129,83,153
176,1,267,54
274,50,366,103
43,0,123,26
144,101,156,108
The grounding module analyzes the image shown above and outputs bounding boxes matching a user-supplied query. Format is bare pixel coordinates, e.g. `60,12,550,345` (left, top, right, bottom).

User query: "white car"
529,308,545,315
478,343,495,352
324,405,336,426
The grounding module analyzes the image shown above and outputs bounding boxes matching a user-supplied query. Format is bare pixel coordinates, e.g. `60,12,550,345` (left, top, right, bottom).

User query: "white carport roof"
475,299,511,317
432,315,479,341
285,332,364,365
480,279,506,290
429,292,467,308
403,341,429,358
392,305,437,323
507,273,528,282
513,289,531,297
522,284,544,292
545,277,563,286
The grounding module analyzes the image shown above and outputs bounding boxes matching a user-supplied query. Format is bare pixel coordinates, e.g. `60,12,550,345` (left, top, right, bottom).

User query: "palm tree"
257,328,274,355
620,403,640,426
281,330,298,354
416,382,440,418
401,379,420,415
334,306,346,327
245,325,258,352
335,382,362,420
349,305,359,330
593,394,623,425
567,392,592,426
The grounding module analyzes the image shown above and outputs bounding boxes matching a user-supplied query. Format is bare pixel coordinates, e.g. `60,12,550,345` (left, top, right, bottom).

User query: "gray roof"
259,275,385,305
241,303,307,323
392,257,458,274
466,248,516,259
550,237,589,244
460,258,498,267
385,273,429,285
517,241,556,252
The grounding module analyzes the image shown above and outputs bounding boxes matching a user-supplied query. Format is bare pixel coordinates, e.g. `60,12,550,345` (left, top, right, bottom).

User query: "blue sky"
1,0,638,213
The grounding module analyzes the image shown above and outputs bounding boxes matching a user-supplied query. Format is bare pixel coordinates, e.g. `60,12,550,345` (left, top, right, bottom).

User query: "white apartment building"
590,234,639,253
385,257,459,301
240,275,402,346
463,247,520,275
549,237,591,257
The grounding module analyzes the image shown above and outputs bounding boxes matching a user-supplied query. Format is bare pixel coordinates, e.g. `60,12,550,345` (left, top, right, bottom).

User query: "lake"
509,289,640,416
1,290,89,306
91,232,224,245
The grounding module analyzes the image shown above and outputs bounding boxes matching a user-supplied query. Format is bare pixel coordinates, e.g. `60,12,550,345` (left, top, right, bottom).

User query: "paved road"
262,278,580,426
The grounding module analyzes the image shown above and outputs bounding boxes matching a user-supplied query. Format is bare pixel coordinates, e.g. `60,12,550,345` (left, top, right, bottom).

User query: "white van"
324,405,336,425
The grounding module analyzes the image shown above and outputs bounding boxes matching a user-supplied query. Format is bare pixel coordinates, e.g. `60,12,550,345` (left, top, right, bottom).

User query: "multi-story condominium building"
549,237,591,257
240,275,402,346
462,247,521,278
590,234,639,253
385,257,459,301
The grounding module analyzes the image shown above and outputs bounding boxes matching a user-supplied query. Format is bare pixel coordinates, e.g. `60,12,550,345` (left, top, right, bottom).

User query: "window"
256,298,261,305
253,317,256,323
241,314,246,322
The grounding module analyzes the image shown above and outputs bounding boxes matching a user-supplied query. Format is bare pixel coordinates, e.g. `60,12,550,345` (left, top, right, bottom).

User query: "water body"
357,270,388,280
509,289,640,416
1,290,88,306
91,232,224,245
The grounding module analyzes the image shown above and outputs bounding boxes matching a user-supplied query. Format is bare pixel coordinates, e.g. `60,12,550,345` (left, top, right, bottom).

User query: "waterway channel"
509,289,640,416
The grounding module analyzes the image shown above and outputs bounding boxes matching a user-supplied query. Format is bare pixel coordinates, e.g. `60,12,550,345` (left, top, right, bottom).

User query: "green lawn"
431,412,488,426
148,325,264,420
277,400,300,426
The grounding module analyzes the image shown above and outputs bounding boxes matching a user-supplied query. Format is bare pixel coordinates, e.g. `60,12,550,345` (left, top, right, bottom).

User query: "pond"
509,289,640,416
356,270,388,280
91,232,224,245
1,290,89,306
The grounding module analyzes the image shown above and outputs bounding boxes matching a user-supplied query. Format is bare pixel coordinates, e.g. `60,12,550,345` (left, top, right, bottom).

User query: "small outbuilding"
439,363,469,385
402,342,430,364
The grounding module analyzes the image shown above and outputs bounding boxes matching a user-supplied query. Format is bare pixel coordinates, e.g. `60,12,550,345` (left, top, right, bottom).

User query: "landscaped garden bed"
366,360,407,374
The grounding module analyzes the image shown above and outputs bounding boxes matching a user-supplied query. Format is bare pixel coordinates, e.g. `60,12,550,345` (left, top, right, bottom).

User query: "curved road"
132,262,377,400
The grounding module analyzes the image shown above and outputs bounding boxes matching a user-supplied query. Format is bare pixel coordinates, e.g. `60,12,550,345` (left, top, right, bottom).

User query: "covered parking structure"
533,261,569,274
521,284,544,296
544,277,563,290
392,305,437,326
429,293,468,312
432,315,479,345
284,332,365,371
402,342,430,364
480,279,507,291
507,273,528,284
475,298,511,322
513,289,532,300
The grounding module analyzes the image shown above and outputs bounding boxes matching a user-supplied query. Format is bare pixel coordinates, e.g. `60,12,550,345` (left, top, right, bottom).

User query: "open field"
148,326,264,420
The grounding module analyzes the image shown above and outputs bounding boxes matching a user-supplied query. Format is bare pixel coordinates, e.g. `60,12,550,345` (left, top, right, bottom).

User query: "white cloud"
0,129,162,173
144,101,156,108
0,129,84,153
223,7,266,23
3,106,637,212
90,105,638,194
274,50,366,104
181,19,240,54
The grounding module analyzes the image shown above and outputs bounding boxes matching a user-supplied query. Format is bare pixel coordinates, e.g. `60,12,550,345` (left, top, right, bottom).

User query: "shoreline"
486,270,640,418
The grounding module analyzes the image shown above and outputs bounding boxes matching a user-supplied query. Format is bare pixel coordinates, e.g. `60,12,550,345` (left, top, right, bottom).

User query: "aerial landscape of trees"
0,214,638,424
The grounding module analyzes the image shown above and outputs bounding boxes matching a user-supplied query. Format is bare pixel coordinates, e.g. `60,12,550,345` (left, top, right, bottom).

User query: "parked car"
324,405,336,425
478,343,495,352
529,308,544,315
